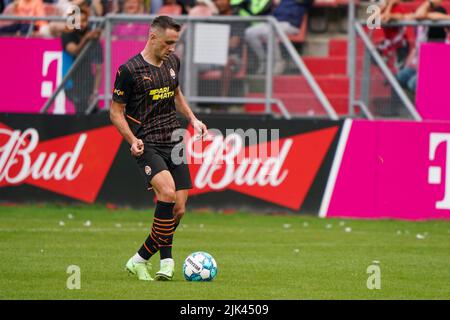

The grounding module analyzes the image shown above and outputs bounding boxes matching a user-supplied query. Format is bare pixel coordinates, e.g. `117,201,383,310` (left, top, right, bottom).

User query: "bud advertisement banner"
321,119,450,220
0,114,342,213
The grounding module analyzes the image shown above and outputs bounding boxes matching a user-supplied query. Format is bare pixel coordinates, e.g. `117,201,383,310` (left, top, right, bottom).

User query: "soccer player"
110,15,208,281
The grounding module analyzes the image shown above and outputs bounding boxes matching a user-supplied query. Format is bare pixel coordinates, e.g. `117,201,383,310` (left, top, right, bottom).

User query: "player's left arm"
174,86,208,138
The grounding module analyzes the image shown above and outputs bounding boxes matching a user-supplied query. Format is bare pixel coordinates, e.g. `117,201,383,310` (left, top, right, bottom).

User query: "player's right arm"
109,66,144,157
110,102,144,157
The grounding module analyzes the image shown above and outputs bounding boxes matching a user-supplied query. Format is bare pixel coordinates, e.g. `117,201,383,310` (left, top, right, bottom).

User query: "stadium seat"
157,4,183,15
288,14,308,44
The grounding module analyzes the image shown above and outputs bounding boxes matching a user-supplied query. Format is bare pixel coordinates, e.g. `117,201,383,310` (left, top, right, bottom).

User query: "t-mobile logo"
429,133,450,210
41,51,65,114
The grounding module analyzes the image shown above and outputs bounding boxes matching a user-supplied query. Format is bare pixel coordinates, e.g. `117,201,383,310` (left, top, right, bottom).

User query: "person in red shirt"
377,0,414,73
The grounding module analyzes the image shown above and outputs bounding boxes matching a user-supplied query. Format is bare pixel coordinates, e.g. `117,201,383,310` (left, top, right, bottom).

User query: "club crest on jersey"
170,68,176,79
144,166,152,175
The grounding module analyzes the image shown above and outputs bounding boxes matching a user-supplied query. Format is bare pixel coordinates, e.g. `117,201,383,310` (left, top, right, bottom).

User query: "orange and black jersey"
112,53,181,146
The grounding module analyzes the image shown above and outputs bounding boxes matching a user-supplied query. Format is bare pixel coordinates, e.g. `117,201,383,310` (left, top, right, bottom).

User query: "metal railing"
102,14,338,119
347,0,450,121
40,39,96,114
354,22,421,120
0,14,338,119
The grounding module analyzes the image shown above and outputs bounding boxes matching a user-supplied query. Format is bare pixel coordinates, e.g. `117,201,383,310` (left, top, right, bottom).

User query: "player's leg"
150,170,178,281
154,144,192,280
173,189,189,229
244,23,269,74
154,188,189,281
130,170,176,281
151,170,177,259
126,151,172,281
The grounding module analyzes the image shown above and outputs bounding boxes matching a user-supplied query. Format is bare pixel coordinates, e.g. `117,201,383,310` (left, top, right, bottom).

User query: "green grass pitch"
0,204,449,299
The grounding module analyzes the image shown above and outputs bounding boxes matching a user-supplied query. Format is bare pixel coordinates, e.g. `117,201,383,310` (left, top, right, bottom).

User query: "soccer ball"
183,251,218,281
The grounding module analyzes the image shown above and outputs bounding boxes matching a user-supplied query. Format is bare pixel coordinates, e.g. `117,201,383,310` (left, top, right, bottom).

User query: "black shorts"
136,143,193,191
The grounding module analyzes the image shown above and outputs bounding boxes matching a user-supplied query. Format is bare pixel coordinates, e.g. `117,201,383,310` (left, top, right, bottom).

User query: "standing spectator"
244,0,309,74
61,6,103,113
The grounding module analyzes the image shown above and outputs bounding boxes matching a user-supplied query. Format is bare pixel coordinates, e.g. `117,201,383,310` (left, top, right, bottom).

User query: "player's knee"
158,186,176,202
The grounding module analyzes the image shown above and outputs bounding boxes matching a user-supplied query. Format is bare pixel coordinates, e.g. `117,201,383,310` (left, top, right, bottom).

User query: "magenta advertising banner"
0,37,146,114
320,119,450,220
0,37,65,114
416,43,450,121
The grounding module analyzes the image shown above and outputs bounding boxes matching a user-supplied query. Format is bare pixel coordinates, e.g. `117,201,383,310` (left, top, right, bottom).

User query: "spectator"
377,0,412,73
0,0,48,36
158,0,183,14
113,0,148,39
61,6,103,113
397,0,449,93
150,0,163,13
244,0,309,74
177,0,196,14
188,0,217,15
230,0,272,17
1,0,8,13
47,0,90,37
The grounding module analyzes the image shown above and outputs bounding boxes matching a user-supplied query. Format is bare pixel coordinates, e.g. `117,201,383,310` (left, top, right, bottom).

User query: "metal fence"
347,0,450,121
104,14,338,120
0,14,338,119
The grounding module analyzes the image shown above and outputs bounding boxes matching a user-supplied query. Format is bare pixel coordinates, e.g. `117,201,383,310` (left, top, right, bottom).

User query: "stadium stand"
157,2,183,15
